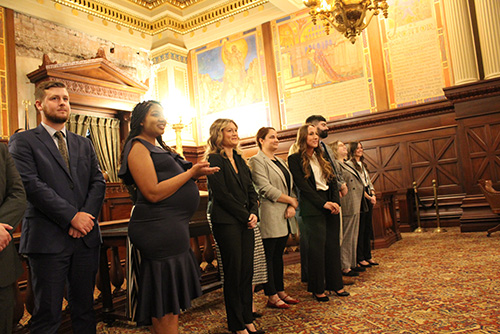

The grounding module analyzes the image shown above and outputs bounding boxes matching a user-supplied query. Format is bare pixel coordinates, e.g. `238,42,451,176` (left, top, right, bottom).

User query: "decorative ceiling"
124,0,202,10
54,0,269,34
3,0,304,50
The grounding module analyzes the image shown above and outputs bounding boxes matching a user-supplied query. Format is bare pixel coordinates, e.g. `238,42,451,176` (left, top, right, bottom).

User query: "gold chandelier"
303,0,389,43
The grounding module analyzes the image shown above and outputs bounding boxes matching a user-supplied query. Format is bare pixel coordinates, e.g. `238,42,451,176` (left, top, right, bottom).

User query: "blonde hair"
330,140,342,160
294,124,334,181
204,118,242,159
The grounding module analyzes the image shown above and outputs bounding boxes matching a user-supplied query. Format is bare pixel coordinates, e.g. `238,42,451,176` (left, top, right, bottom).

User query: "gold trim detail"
124,0,203,10
53,0,269,35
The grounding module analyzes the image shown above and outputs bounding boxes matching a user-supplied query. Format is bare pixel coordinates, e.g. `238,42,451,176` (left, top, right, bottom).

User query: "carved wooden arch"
26,48,149,143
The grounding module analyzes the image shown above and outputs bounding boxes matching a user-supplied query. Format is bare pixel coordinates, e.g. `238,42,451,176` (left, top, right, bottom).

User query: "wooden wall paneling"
99,183,133,224
444,77,500,231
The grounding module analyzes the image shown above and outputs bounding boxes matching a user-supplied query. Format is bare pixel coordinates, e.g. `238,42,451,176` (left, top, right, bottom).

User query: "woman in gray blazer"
331,140,365,277
249,127,299,309
347,141,379,268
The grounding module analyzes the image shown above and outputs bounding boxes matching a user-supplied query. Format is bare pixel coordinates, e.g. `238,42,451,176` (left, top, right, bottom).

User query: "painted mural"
192,28,270,142
272,10,374,128
380,0,451,107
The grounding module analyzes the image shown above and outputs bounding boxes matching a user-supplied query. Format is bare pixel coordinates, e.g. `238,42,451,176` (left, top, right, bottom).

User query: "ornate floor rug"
94,227,500,333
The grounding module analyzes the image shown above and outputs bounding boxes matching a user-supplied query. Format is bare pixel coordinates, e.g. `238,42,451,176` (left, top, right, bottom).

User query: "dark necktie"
54,131,70,170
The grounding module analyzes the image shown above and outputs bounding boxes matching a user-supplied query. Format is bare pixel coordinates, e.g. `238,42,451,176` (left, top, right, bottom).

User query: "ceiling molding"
54,0,269,35
123,0,203,10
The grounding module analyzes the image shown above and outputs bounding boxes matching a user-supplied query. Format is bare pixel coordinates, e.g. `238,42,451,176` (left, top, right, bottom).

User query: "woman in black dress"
205,119,263,334
288,124,348,301
118,101,219,334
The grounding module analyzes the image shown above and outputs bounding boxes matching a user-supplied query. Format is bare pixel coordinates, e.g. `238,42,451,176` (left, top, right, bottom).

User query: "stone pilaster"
474,0,500,79
442,0,479,85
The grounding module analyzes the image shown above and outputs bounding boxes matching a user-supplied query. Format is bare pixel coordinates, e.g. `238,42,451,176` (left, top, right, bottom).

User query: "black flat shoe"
334,290,350,297
351,266,366,272
342,270,359,277
367,260,379,266
246,327,265,334
313,294,329,302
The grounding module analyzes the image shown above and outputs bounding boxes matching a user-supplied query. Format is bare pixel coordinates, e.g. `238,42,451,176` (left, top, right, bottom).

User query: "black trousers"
357,203,374,263
297,215,308,283
212,223,255,332
262,235,288,296
302,211,343,294
28,238,99,334
0,283,15,334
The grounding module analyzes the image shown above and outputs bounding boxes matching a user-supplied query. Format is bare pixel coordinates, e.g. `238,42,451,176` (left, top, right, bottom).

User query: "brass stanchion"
22,100,31,130
433,179,446,233
413,181,425,232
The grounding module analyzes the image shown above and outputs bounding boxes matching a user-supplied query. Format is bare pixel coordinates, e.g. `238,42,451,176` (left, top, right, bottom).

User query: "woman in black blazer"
288,124,348,302
205,119,263,334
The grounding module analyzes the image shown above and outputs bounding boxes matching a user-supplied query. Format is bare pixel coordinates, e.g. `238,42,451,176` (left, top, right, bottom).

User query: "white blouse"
310,153,329,191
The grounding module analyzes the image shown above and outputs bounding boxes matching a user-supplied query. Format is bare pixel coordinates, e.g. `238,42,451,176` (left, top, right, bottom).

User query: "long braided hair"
120,100,173,201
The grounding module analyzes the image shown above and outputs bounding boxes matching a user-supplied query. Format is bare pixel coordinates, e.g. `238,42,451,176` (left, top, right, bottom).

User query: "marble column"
442,0,479,85
474,0,500,79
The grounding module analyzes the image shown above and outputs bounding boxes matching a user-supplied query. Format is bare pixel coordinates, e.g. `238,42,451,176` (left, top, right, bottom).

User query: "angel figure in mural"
221,39,248,109
306,48,343,87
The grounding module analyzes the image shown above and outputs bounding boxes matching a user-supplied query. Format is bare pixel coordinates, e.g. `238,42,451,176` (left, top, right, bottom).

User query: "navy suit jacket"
8,124,106,254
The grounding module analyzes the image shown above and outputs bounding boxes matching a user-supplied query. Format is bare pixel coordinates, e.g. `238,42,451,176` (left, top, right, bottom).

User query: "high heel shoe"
313,293,329,302
266,299,289,309
247,330,265,334
334,290,350,297
280,295,299,304
245,326,265,334
252,312,262,319
358,262,372,268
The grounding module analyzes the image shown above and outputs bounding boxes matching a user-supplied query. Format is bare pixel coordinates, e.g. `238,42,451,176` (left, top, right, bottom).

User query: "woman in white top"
346,141,379,267
288,124,348,302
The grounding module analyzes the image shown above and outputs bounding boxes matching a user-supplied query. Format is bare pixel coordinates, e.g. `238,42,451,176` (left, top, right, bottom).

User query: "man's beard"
318,129,328,139
44,111,69,124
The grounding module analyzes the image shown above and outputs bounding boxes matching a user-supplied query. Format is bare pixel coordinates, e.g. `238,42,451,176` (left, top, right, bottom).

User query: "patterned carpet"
93,228,499,333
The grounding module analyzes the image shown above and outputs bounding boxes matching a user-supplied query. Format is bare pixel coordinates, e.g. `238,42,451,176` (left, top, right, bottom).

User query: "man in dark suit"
0,143,26,334
9,81,106,334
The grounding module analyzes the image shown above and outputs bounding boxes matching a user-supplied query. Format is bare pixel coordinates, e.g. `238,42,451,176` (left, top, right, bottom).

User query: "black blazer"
207,151,259,225
9,124,106,254
0,144,26,287
288,152,340,217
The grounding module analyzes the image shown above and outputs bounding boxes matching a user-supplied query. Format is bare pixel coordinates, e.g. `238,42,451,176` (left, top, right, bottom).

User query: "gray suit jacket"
0,143,26,287
339,161,364,216
321,141,346,190
248,151,298,239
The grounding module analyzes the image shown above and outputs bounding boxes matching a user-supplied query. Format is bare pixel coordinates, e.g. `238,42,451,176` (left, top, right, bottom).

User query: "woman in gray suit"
347,141,379,268
331,140,365,277
249,127,299,310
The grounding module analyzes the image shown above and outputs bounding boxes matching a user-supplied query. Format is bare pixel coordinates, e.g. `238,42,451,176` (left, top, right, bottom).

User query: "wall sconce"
303,0,389,43
163,90,194,158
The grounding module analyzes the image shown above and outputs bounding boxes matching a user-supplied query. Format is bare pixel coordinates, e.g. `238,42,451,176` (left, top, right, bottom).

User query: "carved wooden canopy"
27,48,149,113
